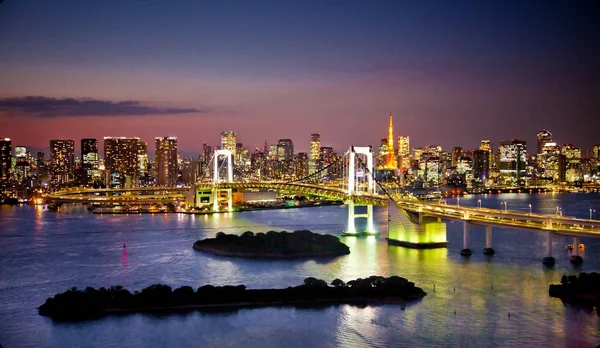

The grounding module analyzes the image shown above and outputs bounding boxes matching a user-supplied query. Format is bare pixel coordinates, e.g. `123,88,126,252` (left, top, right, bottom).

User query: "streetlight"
477,199,482,209
528,204,532,215
591,209,596,220
457,197,460,207
501,202,507,212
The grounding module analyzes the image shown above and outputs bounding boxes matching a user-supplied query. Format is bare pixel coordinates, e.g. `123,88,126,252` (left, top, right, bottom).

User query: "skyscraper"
473,149,490,181
277,139,294,162
81,138,99,173
309,133,320,174
498,138,527,186
155,137,178,186
383,112,397,169
0,138,11,188
104,137,141,187
536,129,552,156
50,139,75,184
398,136,410,171
451,147,462,167
220,131,237,159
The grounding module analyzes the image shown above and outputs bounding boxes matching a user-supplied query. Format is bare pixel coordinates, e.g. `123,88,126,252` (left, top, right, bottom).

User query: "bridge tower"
343,146,377,236
212,149,233,212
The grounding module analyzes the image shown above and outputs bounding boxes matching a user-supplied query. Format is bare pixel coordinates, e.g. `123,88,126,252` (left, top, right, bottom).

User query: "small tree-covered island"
549,272,600,306
38,276,427,321
193,230,350,258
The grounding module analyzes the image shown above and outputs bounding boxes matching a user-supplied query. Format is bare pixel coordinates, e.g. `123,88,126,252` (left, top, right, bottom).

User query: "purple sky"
0,0,598,155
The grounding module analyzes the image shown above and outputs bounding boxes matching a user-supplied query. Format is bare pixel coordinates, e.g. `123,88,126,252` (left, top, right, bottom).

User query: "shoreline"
38,276,427,321
193,245,349,259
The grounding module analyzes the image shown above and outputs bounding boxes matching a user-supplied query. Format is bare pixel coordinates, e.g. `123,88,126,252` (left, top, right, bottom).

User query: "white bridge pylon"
345,146,376,235
212,149,233,212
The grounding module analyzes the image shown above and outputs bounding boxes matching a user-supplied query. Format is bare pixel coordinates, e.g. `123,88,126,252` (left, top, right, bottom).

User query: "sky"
0,0,599,155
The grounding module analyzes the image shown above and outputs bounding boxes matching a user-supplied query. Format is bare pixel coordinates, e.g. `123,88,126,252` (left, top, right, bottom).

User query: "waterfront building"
536,129,552,167
14,146,30,183
309,133,320,174
155,137,178,186
0,138,11,189
220,131,237,159
473,149,490,181
562,144,582,183
498,138,527,186
50,139,75,185
80,139,98,184
540,142,560,181
104,137,142,187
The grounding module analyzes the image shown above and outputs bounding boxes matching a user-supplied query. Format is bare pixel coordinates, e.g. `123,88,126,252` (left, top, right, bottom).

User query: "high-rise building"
473,149,490,181
536,129,553,157
295,152,308,178
309,133,320,174
540,142,560,181
104,137,141,187
0,138,11,188
50,139,75,184
155,137,178,186
277,139,294,162
479,140,492,153
383,113,397,169
397,136,410,171
220,131,237,159
592,144,600,159
14,145,31,183
561,144,581,183
81,138,98,184
451,147,462,167
320,147,335,164
498,138,527,186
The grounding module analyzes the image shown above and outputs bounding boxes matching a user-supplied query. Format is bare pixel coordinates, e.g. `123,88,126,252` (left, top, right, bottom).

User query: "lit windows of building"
473,149,490,181
536,129,552,166
220,131,237,159
498,138,527,186
309,133,320,174
0,138,11,188
104,137,141,188
50,139,75,185
451,146,462,167
277,139,294,162
155,137,178,186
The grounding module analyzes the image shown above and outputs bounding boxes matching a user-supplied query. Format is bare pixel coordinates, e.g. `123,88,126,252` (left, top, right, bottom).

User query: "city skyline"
1,1,599,152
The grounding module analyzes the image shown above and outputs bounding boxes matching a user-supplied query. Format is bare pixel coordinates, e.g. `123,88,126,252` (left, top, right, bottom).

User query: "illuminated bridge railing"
392,198,600,237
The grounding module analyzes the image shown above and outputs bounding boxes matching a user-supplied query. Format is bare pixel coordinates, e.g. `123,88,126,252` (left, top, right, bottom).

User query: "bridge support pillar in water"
342,201,376,236
570,236,583,265
212,188,233,213
460,221,472,256
386,199,447,248
542,232,555,266
483,225,495,255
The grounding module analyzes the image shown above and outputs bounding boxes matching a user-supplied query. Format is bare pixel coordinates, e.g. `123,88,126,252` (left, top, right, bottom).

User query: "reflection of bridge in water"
45,146,600,265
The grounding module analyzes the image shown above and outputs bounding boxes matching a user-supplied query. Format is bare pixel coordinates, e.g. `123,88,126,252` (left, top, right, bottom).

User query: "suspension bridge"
45,146,600,265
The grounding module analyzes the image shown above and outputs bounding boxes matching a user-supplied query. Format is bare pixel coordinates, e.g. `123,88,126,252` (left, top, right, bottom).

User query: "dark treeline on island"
193,230,350,258
39,276,426,321
549,272,600,308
